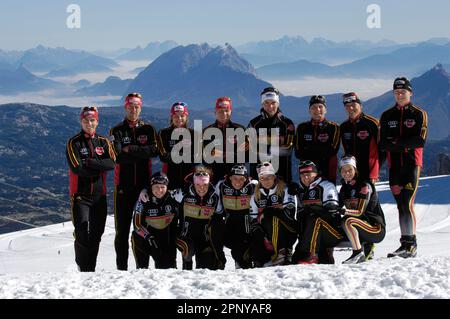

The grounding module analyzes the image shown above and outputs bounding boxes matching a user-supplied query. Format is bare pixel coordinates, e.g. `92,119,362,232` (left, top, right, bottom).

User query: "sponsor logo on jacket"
138,135,148,144
95,147,104,156
318,133,329,142
404,119,416,128
357,130,369,140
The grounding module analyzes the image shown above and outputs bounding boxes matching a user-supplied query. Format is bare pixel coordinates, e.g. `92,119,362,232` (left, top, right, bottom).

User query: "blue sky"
1,0,450,50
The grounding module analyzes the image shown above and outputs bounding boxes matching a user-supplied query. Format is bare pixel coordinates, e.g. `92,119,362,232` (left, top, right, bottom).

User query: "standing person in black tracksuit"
249,162,298,266
340,92,380,184
292,161,344,265
131,172,180,269
248,88,295,183
159,102,196,190
173,166,224,270
66,106,116,272
109,93,160,270
215,164,258,269
203,97,248,183
338,156,386,264
379,77,428,258
295,95,340,184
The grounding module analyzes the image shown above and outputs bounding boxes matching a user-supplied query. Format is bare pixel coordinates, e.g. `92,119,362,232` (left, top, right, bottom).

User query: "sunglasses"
82,106,97,112
152,176,169,185
299,160,315,167
127,92,142,99
257,162,272,169
194,172,209,177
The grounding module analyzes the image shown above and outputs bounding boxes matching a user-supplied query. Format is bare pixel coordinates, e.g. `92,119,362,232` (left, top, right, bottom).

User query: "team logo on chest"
224,188,234,196
270,195,279,203
357,130,369,140
343,133,352,140
80,148,89,156
309,190,316,199
165,205,172,213
95,147,104,155
318,133,329,142
304,134,313,142
122,136,132,144
388,121,398,128
138,135,148,144
404,119,416,128
351,189,356,197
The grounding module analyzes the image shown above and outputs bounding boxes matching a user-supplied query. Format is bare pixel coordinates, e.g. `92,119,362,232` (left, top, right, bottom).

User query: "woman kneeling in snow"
339,156,386,264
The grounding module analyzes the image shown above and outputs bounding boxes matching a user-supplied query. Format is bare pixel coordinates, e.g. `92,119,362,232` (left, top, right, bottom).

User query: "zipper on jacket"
399,108,404,167
88,138,95,195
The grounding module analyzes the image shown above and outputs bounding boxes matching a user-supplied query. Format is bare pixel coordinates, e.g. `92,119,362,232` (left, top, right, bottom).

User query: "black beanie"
309,95,326,107
393,77,413,92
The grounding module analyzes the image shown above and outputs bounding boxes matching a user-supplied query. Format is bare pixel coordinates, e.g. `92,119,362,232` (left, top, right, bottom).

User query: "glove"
145,234,158,248
337,206,347,216
249,218,264,234
81,158,89,167
139,188,149,203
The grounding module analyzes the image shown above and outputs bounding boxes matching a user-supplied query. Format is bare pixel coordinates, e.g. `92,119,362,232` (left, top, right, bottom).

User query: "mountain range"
125,43,272,108
75,76,133,96
257,42,450,80
116,41,178,61
0,65,64,94
0,46,118,76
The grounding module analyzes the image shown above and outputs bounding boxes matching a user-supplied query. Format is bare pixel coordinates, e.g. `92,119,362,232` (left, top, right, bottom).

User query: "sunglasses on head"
194,172,209,177
299,160,315,167
82,106,97,112
257,162,272,169
127,92,142,99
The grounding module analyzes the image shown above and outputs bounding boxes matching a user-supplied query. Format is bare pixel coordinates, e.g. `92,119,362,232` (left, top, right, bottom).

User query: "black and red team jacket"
109,119,159,190
295,119,340,182
340,113,380,181
66,131,116,197
379,103,428,170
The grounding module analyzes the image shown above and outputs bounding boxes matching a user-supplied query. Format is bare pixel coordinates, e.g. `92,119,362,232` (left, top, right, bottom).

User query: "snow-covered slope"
1,175,450,298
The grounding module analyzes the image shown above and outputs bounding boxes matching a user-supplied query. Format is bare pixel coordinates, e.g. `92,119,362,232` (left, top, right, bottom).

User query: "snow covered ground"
1,175,450,299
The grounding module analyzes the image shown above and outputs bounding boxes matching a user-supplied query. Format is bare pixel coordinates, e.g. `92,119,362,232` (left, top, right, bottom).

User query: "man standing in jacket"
110,93,160,270
379,77,428,258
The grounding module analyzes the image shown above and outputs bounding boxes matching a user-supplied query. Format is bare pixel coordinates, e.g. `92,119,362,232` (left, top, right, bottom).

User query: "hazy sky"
1,0,450,51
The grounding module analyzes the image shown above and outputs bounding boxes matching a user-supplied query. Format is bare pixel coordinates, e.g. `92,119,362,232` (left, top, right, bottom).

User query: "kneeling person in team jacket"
174,166,224,270
338,156,386,264
249,162,298,266
66,106,116,272
215,164,258,269
132,172,180,269
293,161,344,264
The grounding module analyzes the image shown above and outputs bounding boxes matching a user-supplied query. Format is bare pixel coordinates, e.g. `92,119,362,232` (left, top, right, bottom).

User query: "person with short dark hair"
379,77,428,258
292,160,344,265
340,92,380,184
215,164,258,268
295,95,340,184
131,172,180,269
